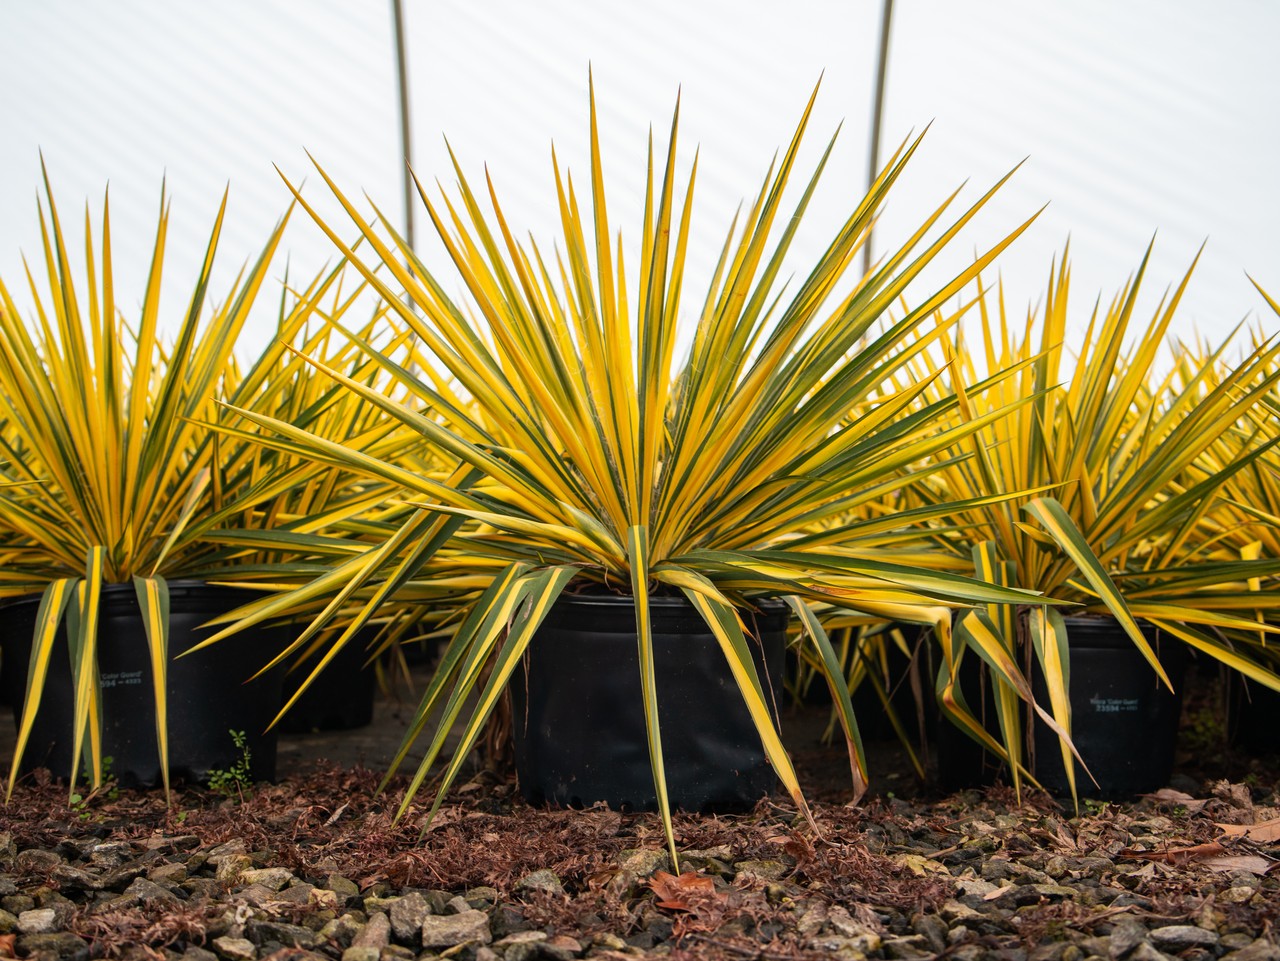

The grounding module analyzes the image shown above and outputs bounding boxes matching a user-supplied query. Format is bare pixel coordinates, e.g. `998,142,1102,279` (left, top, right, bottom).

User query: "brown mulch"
1,750,1277,961
0,661,1278,960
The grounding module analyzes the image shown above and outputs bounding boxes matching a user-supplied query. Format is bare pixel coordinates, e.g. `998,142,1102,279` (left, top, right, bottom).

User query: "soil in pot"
1,581,284,788
509,592,787,813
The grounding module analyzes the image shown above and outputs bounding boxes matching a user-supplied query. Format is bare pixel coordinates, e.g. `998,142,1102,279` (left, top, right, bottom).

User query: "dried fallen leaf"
323,802,349,827
1215,817,1280,843
0,934,16,960
1119,841,1228,866
1200,855,1276,875
767,832,815,864
892,853,949,877
649,870,722,912
1144,789,1209,813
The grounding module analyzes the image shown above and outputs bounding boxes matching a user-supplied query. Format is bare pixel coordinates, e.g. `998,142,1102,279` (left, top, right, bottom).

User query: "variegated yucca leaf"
217,80,1053,865
0,170,416,799
913,249,1280,806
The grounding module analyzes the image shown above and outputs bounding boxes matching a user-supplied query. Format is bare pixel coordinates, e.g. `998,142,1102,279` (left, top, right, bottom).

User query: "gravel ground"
1,666,1277,961
1,744,1277,961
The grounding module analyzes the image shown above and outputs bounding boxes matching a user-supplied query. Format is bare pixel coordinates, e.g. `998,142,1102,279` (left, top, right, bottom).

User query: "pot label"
1090,696,1140,713
100,671,144,689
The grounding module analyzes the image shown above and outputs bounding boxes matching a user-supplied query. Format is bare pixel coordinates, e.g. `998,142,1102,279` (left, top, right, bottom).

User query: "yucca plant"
916,249,1280,800
208,82,1060,863
0,171,393,799
1168,306,1280,701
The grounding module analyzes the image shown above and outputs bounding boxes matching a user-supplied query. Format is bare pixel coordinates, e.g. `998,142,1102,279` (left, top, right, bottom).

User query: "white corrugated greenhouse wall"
2,1,1277,359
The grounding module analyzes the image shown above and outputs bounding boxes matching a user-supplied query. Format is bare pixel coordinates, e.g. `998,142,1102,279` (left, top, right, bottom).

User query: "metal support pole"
391,0,415,252
864,0,895,276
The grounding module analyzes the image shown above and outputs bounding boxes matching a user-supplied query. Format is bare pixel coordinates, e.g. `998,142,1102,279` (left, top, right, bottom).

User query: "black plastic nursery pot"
936,615,1186,799
509,592,788,813
278,627,379,733
1228,676,1280,756
1027,617,1186,798
934,650,1011,791
1,581,284,788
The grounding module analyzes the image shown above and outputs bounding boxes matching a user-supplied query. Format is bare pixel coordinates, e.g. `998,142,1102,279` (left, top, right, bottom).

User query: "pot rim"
555,590,787,613
0,578,259,611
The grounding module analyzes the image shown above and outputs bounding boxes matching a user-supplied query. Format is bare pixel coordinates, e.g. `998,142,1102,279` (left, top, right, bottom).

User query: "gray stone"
493,931,548,948
14,933,90,961
912,914,949,953
828,906,880,951
1109,922,1149,959
941,900,983,923
0,908,18,934
16,850,64,873
882,935,933,959
419,910,492,949
18,908,68,935
206,840,248,863
817,930,883,956
210,937,257,961
306,887,339,911
515,869,563,898
2,895,35,915
87,842,132,868
602,870,639,900
389,892,432,944
378,947,414,961
184,879,223,899
352,912,392,950
1223,942,1280,961
1031,943,1069,961
1150,927,1219,952
733,859,787,882
246,919,321,948
183,947,219,961
445,896,472,915
274,883,316,905
796,903,829,939
120,877,181,905
544,935,583,960
233,884,282,908
149,862,189,885
327,874,361,900
318,914,365,948
422,890,452,915
1128,944,1173,961
1221,935,1257,952
240,868,296,892
49,865,104,892
216,855,254,884
1222,886,1257,904
462,886,499,908
341,949,379,961
616,849,669,877
956,878,1001,899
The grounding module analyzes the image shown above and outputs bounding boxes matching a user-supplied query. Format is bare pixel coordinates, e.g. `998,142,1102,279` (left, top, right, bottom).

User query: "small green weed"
206,731,254,800
69,756,119,818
